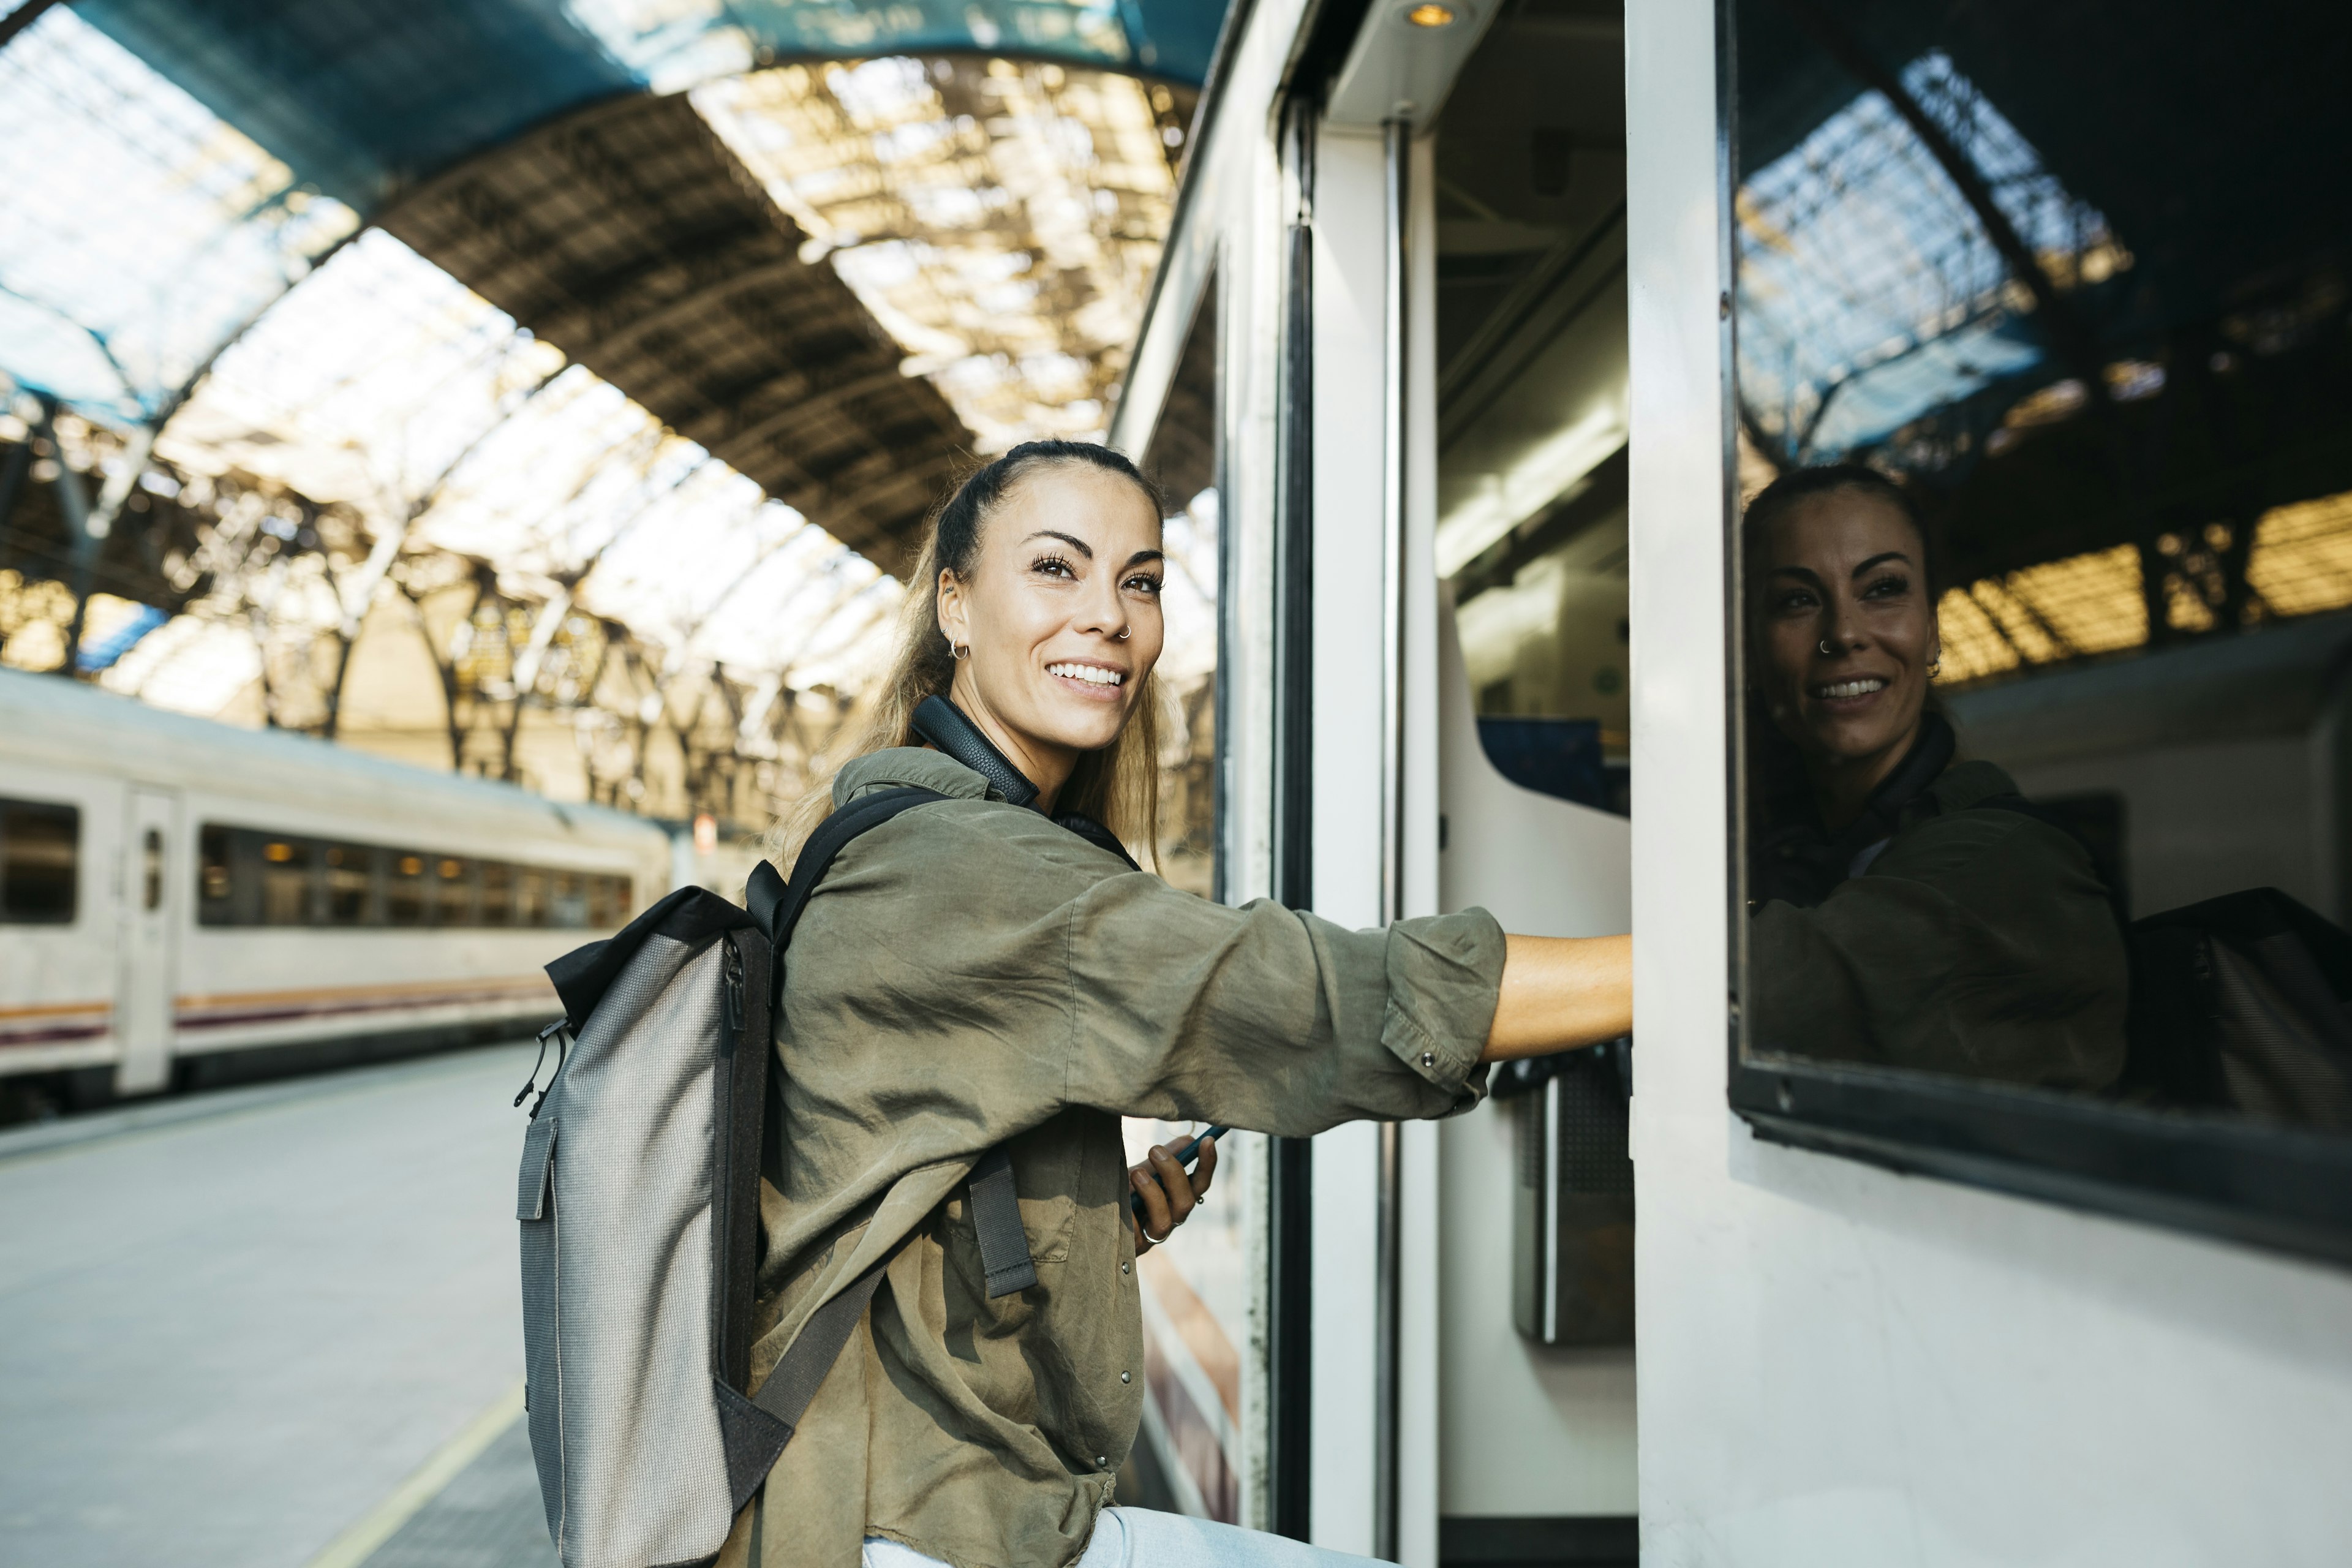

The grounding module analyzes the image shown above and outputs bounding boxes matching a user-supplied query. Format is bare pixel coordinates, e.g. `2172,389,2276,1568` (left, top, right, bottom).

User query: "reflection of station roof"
0,0,1216,702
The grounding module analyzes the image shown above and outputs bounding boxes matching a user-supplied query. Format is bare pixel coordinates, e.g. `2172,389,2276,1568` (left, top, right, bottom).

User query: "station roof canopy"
0,0,1213,709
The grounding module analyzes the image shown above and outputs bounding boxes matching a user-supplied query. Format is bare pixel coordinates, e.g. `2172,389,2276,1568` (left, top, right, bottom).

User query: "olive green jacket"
1750,759,2128,1090
724,748,1504,1568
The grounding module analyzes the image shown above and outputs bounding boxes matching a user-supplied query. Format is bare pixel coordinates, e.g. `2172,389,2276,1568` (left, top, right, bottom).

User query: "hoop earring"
949,640,969,661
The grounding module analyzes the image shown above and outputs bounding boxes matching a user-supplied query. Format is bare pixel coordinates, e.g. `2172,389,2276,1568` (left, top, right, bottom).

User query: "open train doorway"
1430,1,1639,1562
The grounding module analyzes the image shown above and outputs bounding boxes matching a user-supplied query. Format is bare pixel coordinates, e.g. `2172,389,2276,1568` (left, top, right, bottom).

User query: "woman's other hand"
1128,1135,1216,1254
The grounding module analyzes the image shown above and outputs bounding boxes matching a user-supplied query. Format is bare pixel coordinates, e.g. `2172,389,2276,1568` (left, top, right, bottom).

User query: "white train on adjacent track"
0,669,671,1103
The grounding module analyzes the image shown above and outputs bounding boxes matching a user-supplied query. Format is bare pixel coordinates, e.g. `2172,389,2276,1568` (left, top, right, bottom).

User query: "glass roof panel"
0,7,358,423
696,56,1175,450
149,228,895,697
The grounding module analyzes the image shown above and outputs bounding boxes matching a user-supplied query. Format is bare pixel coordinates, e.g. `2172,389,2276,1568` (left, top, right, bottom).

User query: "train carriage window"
434,857,477,926
549,872,587,929
587,874,629,929
190,821,621,931
142,829,164,912
323,845,375,926
1725,0,2352,1262
385,853,426,926
198,825,234,925
1,797,79,924
480,861,514,926
258,837,314,925
514,867,548,928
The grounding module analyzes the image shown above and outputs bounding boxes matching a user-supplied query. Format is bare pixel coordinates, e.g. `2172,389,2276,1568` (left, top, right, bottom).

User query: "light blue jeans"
861,1510,1388,1568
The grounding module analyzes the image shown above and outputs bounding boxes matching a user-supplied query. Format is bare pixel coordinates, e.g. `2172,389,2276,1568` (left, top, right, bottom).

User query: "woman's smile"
1046,658,1129,697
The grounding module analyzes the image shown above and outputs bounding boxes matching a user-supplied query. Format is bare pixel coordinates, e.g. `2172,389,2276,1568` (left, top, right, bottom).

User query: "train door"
114,788,176,1094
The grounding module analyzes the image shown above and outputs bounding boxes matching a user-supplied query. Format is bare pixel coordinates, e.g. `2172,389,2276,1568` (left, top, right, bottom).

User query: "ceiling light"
1404,3,1457,26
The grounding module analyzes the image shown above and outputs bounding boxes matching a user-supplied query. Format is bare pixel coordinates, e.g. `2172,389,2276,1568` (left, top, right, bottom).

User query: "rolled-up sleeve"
1060,862,1504,1134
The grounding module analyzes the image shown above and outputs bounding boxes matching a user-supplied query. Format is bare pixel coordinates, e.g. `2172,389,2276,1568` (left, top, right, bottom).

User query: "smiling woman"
742,439,1630,1568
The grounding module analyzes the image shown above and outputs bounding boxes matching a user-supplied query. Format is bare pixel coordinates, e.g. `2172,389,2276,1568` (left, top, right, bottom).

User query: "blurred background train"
0,667,677,1117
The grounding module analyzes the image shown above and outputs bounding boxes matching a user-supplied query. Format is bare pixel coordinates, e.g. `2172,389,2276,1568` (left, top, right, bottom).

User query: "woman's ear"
937,567,969,654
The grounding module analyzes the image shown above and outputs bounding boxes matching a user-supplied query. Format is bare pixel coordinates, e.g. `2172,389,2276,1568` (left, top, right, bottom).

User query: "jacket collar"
911,695,1039,807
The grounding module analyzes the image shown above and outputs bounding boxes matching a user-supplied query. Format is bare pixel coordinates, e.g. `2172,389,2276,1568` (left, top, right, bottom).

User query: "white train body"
0,669,671,1095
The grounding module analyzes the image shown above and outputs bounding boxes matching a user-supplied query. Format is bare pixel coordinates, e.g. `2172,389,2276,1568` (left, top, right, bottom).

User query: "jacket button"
1421,1051,1435,1068
1121,1370,1132,1384
1096,1456,1108,1468
1120,1261,1130,1275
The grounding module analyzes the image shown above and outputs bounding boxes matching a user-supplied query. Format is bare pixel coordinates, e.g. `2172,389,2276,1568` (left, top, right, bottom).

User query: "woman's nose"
1079,582,1129,641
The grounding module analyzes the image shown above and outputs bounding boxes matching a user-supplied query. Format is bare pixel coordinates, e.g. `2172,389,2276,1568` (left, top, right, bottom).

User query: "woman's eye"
1033,554,1076,579
1772,590,1816,612
1863,574,1910,599
1125,575,1163,596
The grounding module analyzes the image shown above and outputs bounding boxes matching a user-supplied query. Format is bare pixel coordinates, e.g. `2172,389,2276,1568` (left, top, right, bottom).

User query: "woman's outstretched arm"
1482,934,1632,1063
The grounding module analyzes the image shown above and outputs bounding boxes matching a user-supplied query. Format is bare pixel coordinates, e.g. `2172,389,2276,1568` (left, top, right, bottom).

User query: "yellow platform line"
304,1379,528,1568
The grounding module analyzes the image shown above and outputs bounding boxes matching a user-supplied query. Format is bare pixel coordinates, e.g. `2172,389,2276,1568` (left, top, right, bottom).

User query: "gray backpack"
514,785,1037,1568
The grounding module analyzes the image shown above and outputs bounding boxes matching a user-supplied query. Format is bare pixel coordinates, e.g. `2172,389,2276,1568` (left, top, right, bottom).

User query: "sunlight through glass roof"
0,8,358,424
697,56,1177,451
113,230,897,713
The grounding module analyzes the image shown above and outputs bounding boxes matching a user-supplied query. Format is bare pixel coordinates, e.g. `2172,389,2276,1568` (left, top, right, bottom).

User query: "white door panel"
115,789,176,1093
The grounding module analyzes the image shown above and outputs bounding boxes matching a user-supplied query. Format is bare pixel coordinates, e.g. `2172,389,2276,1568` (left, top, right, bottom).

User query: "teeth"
1815,678,1886,699
1049,662,1125,687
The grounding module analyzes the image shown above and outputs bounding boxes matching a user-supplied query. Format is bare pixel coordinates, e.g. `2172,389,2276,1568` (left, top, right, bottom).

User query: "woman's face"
1752,488,1939,779
937,462,1166,777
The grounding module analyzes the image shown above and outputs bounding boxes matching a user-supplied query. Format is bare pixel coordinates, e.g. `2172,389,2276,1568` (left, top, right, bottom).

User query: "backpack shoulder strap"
750,784,947,959
753,782,1037,1292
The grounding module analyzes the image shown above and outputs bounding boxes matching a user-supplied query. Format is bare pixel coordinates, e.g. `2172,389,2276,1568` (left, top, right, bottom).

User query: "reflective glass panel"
385,852,426,926
0,798,79,924
258,837,313,925
1732,0,2352,1129
324,845,374,926
480,861,514,927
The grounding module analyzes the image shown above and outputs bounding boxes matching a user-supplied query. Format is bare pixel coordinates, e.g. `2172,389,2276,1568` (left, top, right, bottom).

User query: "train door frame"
115,786,176,1093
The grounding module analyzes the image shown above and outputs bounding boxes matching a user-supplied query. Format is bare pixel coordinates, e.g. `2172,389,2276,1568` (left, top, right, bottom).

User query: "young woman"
734,440,1630,1568
1742,463,2127,1090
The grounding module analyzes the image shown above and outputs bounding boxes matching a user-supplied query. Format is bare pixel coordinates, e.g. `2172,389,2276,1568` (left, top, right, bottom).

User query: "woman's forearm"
1482,933,1632,1062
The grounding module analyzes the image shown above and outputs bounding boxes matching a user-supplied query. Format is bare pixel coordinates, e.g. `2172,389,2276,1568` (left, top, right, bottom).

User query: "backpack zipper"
722,938,745,1041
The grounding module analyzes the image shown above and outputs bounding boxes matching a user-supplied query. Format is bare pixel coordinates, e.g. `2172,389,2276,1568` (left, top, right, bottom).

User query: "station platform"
0,1044,555,1568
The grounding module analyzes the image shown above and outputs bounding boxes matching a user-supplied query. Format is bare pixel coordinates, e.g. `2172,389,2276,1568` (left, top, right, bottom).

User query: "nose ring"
1116,626,1131,641
1819,639,1837,656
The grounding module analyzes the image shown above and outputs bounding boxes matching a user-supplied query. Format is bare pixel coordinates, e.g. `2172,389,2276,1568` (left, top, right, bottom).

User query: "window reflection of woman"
1743,465,2127,1090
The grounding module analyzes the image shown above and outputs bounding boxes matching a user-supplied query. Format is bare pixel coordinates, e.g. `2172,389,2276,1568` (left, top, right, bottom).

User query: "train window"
549,871,587,929
142,829,164,912
480,861,514,926
514,867,548,928
587,874,628,929
1724,0,2352,1261
258,837,313,925
434,857,476,926
191,822,624,933
323,845,375,926
385,853,426,926
198,825,234,924
1434,7,1631,818
0,797,79,924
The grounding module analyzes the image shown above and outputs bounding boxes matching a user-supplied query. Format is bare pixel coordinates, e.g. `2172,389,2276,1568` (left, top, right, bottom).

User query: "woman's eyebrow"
1850,550,1912,577
1022,529,1094,559
1126,549,1166,568
1768,564,1823,585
